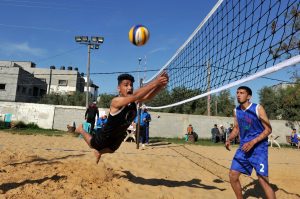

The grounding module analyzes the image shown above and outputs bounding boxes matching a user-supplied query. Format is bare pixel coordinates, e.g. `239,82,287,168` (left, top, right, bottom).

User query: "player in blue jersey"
225,86,276,199
76,72,169,163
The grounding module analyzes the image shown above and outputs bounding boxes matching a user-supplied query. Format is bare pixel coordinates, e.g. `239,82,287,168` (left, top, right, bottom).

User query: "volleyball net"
144,0,300,109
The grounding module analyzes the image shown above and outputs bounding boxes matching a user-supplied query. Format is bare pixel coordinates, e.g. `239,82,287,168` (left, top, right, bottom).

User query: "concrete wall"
51,105,106,130
0,102,295,143
0,102,55,129
148,111,292,143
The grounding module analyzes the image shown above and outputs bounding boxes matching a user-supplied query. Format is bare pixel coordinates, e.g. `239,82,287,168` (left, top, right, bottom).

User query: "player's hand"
242,140,255,152
156,71,169,87
225,140,231,151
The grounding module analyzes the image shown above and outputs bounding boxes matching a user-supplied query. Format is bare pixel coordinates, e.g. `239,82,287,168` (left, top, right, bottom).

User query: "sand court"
0,131,299,199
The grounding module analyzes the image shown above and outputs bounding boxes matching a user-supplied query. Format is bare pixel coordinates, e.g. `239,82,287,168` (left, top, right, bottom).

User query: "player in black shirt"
76,72,169,163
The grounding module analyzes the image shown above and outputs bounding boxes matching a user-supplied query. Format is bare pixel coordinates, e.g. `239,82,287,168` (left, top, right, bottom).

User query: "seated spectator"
185,124,198,142
226,124,233,141
291,128,300,149
220,125,226,143
211,124,220,143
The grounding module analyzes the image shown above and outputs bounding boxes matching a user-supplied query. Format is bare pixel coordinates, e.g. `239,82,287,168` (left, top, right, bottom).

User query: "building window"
22,87,27,94
0,84,6,90
33,87,39,96
58,80,68,86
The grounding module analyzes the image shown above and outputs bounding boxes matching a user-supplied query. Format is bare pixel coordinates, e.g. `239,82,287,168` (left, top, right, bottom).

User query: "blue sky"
0,0,298,104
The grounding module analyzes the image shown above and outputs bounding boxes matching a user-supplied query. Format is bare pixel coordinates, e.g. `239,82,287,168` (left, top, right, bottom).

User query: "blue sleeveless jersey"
235,103,267,149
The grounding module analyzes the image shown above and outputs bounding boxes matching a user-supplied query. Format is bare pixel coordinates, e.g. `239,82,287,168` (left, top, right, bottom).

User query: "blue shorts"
230,147,268,177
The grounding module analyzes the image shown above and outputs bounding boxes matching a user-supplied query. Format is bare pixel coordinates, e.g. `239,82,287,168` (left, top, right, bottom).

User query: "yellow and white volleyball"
128,25,150,46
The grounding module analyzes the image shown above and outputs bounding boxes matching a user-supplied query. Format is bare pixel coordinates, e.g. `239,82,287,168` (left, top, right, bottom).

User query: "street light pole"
75,36,104,108
86,44,91,108
138,57,142,81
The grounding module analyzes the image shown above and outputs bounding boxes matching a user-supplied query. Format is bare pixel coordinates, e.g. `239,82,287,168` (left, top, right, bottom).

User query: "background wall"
0,102,294,143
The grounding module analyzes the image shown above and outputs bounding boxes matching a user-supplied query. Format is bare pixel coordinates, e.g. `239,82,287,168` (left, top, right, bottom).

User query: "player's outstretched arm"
136,71,168,102
138,72,169,102
110,72,168,111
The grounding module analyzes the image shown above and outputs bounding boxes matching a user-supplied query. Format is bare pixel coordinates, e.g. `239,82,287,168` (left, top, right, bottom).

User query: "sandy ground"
0,132,299,199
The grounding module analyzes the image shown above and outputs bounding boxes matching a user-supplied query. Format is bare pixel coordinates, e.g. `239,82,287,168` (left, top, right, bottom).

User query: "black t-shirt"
103,102,137,136
85,106,99,121
91,102,137,151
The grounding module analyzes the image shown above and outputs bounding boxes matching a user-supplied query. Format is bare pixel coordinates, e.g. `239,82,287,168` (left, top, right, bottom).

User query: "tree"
209,90,235,117
216,90,235,117
98,93,115,108
146,88,171,112
259,79,300,128
259,87,279,120
267,4,300,127
269,5,300,59
38,92,87,106
280,80,300,124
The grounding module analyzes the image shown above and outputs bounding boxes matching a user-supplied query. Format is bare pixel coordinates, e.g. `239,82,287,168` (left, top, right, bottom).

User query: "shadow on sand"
120,170,226,191
0,174,67,193
6,154,86,167
243,179,300,198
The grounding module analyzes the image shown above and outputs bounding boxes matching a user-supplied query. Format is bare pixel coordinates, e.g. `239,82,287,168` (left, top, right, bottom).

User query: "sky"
0,0,298,104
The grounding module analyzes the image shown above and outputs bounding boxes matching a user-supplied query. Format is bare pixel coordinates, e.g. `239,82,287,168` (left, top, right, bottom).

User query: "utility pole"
86,44,91,108
138,57,142,81
136,57,143,149
75,36,104,108
48,69,52,94
215,100,218,116
207,60,211,116
144,55,147,80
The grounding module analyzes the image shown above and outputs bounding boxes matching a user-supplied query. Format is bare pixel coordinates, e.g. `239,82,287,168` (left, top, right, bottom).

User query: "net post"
207,60,211,116
136,78,144,149
135,104,141,149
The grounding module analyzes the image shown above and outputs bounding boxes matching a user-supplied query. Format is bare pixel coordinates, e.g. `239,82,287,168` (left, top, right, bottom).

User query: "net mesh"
145,0,300,109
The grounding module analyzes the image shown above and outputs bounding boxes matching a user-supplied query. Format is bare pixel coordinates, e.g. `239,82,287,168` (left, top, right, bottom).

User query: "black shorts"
90,129,126,152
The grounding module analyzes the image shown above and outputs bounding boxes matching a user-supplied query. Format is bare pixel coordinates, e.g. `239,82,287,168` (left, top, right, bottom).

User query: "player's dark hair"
117,74,135,85
237,86,252,96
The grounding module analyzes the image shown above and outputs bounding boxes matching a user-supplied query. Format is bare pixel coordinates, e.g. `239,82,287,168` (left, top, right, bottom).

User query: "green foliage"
269,6,300,59
280,80,300,122
1,121,65,136
26,122,40,129
259,87,279,119
147,87,234,116
38,92,87,106
149,137,234,146
11,121,40,129
211,90,235,117
98,93,115,108
259,79,300,124
14,121,27,128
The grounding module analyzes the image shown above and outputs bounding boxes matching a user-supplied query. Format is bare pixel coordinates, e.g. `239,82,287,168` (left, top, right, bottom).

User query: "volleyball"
128,25,150,46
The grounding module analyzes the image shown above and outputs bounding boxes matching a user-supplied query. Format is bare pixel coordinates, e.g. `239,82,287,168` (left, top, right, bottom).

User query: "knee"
229,170,239,182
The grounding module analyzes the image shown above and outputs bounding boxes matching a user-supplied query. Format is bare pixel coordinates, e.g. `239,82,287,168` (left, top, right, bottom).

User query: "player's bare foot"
94,150,102,164
75,124,84,135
